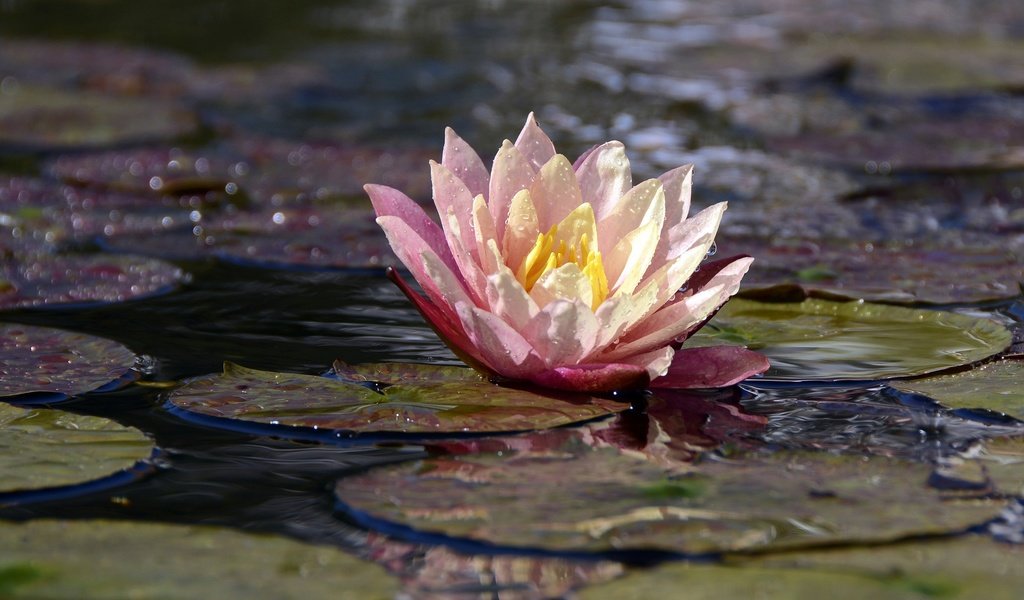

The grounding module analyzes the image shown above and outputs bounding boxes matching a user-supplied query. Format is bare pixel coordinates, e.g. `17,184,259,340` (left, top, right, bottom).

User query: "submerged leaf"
168,362,625,436
688,299,1010,382
892,360,1024,420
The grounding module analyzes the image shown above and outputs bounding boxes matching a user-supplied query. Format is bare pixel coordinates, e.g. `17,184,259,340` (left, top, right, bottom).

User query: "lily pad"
689,299,1011,382
167,362,625,437
334,442,1000,555
718,237,1024,304
0,85,197,150
892,360,1024,420
0,519,397,599
0,323,136,399
977,436,1024,497
1,253,185,310
0,403,153,495
581,535,1024,600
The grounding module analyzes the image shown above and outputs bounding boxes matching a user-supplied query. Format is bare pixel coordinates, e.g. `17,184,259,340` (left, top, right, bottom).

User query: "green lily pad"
892,360,1024,420
167,362,625,437
581,535,1024,600
0,519,397,599
978,436,1024,498
0,403,153,494
689,299,1011,382
1,253,184,310
0,85,197,150
0,323,136,399
334,442,1001,555
718,237,1024,305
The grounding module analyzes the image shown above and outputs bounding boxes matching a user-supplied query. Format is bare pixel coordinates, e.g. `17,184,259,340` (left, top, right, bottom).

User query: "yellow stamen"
512,206,610,310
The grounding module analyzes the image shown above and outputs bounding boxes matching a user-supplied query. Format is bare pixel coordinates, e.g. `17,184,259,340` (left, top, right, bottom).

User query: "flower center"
515,221,610,310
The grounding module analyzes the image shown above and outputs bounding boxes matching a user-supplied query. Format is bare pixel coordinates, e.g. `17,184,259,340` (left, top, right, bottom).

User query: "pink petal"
455,302,546,380
528,362,649,393
616,346,675,380
514,112,557,171
575,141,632,220
431,160,479,264
489,141,537,242
664,202,725,263
596,178,664,257
530,154,583,231
471,195,499,275
440,207,489,306
386,267,495,376
442,127,490,198
572,144,599,170
502,188,540,275
365,184,457,275
650,346,769,389
644,164,693,279
375,215,471,305
485,267,539,331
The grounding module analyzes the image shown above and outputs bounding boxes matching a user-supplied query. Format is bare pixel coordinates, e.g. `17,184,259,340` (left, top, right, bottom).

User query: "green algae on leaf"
0,323,136,399
892,360,1024,420
168,362,625,436
0,519,396,599
688,299,1011,382
0,253,184,310
334,443,1000,555
0,403,152,494
581,535,1024,600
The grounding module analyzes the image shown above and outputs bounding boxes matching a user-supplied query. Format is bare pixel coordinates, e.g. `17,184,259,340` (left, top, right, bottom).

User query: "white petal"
575,141,631,220
604,217,664,298
529,262,592,308
522,299,599,367
597,179,664,257
485,265,539,332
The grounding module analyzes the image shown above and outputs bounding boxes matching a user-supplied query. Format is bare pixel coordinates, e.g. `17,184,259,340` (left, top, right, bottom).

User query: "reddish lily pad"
335,442,1001,555
718,236,1024,304
0,402,153,494
892,360,1024,420
0,519,397,599
688,299,1011,382
48,138,434,205
0,85,197,150
167,362,625,437
1,253,184,310
0,323,136,399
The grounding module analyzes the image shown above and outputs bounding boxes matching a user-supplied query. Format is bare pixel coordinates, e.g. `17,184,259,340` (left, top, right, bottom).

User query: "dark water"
2,0,1024,597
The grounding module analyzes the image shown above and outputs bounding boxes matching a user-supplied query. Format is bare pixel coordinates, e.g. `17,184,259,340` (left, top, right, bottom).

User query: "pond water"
2,1,1024,598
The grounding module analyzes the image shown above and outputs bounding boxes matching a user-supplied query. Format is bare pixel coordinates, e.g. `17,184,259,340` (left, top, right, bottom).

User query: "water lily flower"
366,113,768,393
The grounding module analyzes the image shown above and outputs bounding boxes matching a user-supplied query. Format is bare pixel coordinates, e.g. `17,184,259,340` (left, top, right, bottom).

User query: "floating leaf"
0,253,184,310
977,436,1024,497
168,362,625,437
718,237,1024,304
0,403,152,494
0,519,396,599
0,323,136,399
0,85,196,150
581,535,1024,600
689,299,1010,382
892,360,1024,420
335,442,1000,555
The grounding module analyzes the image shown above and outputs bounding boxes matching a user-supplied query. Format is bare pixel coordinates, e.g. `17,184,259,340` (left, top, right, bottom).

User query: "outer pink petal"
386,267,496,376
442,127,490,198
650,346,769,389
375,215,471,307
644,164,693,279
365,184,458,276
489,140,537,242
530,154,583,231
431,160,479,264
664,202,725,263
596,178,664,257
575,141,631,220
515,112,557,171
455,302,546,381
528,363,649,393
